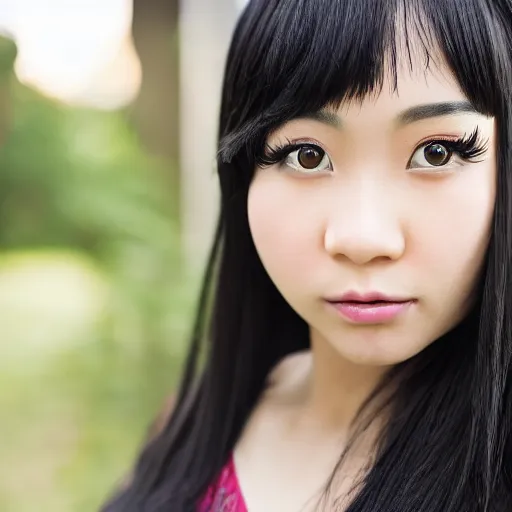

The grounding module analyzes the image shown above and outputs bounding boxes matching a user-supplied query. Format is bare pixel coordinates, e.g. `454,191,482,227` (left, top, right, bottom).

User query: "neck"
302,328,391,433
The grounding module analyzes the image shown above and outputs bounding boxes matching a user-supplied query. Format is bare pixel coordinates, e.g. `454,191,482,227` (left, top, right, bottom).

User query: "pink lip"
325,292,415,324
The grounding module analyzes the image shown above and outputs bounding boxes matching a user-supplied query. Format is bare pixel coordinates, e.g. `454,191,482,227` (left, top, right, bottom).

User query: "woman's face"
247,62,496,367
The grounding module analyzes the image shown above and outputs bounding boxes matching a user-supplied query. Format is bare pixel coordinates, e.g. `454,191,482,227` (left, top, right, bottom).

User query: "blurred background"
0,0,248,510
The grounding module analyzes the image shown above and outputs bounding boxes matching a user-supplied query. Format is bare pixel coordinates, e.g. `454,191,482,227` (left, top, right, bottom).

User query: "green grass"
0,340,186,512
0,68,197,512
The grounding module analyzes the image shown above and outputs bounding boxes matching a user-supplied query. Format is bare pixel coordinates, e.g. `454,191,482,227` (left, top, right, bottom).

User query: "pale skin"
235,58,497,511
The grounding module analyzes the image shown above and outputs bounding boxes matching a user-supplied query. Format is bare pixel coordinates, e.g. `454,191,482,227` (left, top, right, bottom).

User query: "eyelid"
276,136,329,150
413,134,460,147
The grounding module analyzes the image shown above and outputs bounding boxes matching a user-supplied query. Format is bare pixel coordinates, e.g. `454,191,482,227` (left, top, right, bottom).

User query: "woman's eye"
285,145,332,173
408,142,453,169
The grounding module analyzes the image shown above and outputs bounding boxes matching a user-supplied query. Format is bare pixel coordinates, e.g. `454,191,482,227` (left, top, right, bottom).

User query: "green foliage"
0,35,17,80
0,62,196,510
0,86,177,250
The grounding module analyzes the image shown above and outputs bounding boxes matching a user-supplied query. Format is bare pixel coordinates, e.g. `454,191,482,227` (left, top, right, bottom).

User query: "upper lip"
325,291,414,303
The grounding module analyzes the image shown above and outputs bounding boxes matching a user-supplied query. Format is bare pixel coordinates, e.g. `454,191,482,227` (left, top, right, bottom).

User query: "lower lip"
327,300,415,324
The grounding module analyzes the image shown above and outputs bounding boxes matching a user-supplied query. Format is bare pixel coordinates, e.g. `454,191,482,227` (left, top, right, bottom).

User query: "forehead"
297,29,476,131
269,60,490,141
334,22,467,114
335,63,467,119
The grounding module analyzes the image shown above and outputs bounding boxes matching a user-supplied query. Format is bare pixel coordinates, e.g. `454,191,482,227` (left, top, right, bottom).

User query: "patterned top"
198,455,248,512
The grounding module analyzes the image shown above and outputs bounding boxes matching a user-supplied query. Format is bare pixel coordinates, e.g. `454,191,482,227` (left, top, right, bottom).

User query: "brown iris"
297,146,325,169
424,143,451,166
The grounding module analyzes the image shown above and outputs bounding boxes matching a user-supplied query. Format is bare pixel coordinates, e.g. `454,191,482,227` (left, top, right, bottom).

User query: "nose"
323,184,405,266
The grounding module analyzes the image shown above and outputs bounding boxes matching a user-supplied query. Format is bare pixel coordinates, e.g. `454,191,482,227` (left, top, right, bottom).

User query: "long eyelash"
430,127,489,161
256,128,489,169
256,139,306,168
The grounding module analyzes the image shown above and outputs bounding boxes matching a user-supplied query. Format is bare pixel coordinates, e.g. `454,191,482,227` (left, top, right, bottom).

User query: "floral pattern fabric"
198,455,247,512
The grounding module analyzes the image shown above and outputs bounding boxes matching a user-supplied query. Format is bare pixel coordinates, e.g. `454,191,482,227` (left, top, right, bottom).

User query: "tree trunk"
130,0,180,217
178,0,239,269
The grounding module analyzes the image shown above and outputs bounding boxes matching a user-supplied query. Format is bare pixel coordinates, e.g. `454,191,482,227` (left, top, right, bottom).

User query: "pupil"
424,143,450,166
298,146,323,169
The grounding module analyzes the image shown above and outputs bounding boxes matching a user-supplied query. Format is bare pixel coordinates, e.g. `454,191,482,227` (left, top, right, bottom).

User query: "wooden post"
178,1,239,271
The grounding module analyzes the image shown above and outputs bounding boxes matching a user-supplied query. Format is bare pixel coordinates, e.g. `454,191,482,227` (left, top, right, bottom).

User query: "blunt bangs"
218,0,511,166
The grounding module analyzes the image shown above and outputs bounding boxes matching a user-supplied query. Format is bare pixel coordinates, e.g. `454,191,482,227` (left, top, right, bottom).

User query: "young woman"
103,0,512,510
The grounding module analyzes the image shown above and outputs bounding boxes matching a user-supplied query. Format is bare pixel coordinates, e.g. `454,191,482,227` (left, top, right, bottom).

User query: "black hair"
103,0,512,510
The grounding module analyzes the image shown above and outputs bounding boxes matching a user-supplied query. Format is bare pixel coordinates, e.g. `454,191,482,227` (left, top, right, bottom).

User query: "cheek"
248,159,496,317
409,165,495,300
248,175,321,281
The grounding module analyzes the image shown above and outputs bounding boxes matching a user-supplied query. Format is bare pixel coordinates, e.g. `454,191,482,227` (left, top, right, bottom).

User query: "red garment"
198,455,248,512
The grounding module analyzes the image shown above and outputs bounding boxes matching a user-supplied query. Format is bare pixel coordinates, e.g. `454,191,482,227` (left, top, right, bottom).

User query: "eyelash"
256,128,489,171
408,127,489,167
256,139,319,169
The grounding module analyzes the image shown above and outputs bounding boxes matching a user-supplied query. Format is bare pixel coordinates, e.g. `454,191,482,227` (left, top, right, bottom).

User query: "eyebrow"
296,101,480,129
300,109,343,128
396,101,479,125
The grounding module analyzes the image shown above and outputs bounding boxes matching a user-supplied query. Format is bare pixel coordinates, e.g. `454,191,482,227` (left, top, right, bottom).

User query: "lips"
325,292,416,324
327,291,412,304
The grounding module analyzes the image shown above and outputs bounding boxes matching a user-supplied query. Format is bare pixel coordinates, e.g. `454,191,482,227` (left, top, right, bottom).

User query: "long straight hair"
103,0,512,510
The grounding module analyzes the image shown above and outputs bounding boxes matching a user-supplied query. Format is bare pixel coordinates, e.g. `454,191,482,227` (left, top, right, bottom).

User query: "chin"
327,334,434,368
